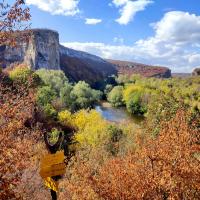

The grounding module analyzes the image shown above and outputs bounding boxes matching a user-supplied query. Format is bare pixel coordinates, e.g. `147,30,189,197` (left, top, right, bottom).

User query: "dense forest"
0,1,200,200
1,63,200,199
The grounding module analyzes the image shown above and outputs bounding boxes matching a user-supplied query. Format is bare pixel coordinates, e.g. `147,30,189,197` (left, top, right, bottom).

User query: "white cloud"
26,0,80,16
85,18,102,25
62,11,200,73
112,0,153,25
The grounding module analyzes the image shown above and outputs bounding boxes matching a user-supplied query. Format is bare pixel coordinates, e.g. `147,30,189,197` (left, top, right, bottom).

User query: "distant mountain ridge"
107,59,171,78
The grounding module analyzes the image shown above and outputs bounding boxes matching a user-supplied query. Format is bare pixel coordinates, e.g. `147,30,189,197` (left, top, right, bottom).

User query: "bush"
58,110,73,127
146,93,181,137
106,125,124,155
60,110,200,200
36,70,102,112
126,92,147,115
9,65,32,83
36,86,56,106
74,111,108,148
60,84,73,109
104,84,113,96
36,69,69,95
70,81,102,110
123,85,148,115
42,103,57,118
48,128,63,144
107,86,124,107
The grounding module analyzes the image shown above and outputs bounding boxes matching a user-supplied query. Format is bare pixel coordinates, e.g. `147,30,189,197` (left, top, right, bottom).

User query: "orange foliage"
60,110,200,200
0,0,31,46
0,72,43,199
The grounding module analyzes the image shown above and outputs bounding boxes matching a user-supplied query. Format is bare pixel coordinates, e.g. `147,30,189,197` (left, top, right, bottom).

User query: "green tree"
36,69,70,95
70,81,102,110
36,86,56,106
104,84,113,96
107,86,124,107
60,84,73,109
126,91,147,115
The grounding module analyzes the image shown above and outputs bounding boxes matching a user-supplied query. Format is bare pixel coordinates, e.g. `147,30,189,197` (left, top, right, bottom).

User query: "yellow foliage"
9,65,32,83
58,109,109,148
58,110,73,127
74,110,109,147
123,85,143,102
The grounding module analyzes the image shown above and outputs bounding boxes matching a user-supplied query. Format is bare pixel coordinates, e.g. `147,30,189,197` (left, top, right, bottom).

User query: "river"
95,102,144,125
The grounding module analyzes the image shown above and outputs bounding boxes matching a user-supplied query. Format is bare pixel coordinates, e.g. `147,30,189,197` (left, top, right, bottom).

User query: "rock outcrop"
0,29,117,84
107,59,171,78
192,68,200,76
0,29,60,70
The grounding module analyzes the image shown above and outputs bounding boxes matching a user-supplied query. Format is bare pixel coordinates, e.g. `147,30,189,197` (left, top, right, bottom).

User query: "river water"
95,102,144,125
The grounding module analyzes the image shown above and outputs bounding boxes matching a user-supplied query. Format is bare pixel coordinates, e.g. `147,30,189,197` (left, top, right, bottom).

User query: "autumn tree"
0,70,42,199
0,0,31,46
59,109,200,200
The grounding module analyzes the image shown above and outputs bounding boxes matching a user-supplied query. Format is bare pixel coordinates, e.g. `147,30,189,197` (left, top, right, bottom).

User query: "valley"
1,1,200,199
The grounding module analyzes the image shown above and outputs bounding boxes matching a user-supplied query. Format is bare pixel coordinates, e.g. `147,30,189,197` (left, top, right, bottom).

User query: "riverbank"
95,101,144,125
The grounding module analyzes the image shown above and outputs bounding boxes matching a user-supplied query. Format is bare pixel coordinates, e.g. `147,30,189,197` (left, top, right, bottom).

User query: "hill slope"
60,45,117,84
107,59,171,78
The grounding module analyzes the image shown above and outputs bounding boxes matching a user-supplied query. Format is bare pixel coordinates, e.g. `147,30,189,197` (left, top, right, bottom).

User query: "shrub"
70,81,102,110
146,93,180,137
9,65,32,83
36,69,69,95
60,109,200,200
106,125,124,155
58,110,74,127
48,128,63,144
104,84,113,96
73,110,109,148
60,84,73,109
42,103,57,118
123,85,148,115
107,86,124,107
36,86,57,106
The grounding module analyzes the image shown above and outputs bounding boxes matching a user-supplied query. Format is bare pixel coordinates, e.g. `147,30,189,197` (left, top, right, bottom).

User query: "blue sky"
14,0,200,72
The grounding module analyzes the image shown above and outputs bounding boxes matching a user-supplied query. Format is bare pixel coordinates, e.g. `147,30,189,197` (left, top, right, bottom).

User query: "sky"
14,0,200,72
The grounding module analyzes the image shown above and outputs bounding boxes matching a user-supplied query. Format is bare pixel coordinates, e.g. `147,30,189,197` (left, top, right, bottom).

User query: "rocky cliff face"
0,29,117,84
0,29,60,70
59,45,117,84
192,68,200,76
107,59,171,78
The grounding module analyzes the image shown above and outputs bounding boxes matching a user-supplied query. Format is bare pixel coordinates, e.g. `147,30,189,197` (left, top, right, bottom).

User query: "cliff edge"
0,29,117,84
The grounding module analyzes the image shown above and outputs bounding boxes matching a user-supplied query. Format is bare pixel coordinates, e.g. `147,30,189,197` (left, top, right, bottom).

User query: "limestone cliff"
0,29,117,84
192,68,200,76
0,29,60,70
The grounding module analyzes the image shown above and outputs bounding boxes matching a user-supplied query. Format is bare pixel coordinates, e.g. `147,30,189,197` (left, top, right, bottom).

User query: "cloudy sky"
20,0,200,72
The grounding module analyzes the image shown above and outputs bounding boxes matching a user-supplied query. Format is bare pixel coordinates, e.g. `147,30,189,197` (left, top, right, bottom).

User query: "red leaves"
0,0,31,46
60,109,200,200
0,72,42,199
